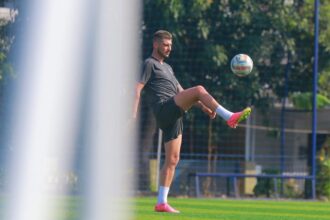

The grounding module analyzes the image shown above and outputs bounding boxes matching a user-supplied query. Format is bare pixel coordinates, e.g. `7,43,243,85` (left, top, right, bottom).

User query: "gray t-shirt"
140,57,180,107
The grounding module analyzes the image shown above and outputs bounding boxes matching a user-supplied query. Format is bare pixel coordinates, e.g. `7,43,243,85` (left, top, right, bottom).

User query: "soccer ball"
230,54,253,77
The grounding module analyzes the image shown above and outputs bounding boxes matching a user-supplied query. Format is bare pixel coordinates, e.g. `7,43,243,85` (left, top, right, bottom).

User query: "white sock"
216,105,233,121
157,186,169,204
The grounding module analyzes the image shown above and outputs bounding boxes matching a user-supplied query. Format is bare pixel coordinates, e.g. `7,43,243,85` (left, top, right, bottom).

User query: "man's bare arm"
177,83,184,93
133,82,145,119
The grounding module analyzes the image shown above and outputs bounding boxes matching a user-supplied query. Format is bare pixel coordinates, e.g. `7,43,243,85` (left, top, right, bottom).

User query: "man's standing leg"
154,135,181,213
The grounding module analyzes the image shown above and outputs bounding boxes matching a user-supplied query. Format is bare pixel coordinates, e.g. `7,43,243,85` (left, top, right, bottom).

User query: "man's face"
156,38,172,59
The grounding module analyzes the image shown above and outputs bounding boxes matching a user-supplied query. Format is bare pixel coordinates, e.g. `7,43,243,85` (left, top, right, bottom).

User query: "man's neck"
151,52,164,64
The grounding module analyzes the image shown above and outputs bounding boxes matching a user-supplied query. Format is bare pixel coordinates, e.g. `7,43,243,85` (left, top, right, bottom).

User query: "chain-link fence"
136,1,330,199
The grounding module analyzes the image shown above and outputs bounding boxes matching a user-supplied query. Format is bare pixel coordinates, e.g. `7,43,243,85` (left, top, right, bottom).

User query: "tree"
0,0,17,86
142,1,330,194
143,0,330,142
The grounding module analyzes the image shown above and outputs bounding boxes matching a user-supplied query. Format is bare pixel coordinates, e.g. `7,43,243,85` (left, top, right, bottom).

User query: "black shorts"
153,97,185,143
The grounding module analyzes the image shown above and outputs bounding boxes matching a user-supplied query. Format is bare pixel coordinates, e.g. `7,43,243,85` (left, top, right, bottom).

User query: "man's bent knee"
194,85,207,95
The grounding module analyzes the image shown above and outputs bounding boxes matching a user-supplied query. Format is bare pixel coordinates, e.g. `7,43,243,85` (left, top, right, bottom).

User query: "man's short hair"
153,30,172,43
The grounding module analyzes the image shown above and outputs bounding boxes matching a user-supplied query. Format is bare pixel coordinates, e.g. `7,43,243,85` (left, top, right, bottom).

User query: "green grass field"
135,197,330,220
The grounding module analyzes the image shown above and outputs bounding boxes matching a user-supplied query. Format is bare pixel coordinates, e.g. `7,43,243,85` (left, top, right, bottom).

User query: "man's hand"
195,101,216,119
201,106,216,119
132,111,138,120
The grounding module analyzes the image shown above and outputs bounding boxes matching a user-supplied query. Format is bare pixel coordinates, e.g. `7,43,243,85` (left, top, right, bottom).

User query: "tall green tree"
318,0,330,99
0,0,16,86
142,0,330,193
143,0,330,127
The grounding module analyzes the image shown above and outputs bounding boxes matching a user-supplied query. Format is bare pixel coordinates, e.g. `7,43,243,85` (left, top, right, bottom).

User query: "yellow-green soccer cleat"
227,107,251,128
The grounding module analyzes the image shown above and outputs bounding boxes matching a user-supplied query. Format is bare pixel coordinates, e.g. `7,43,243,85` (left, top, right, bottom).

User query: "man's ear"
153,40,158,49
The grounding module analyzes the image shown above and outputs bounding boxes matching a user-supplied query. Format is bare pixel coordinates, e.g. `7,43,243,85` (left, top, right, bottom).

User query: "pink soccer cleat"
227,107,251,128
154,203,180,213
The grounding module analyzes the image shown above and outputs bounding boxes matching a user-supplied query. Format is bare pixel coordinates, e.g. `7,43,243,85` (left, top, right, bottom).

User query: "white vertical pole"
245,112,251,162
5,1,89,220
251,111,256,162
85,0,140,220
156,129,163,190
5,0,141,220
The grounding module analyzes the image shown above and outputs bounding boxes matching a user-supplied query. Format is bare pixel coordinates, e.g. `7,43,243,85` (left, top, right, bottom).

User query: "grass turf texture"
135,197,330,220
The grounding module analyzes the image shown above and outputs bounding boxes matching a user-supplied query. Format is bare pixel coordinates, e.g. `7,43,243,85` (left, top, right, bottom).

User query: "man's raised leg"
174,85,219,111
174,85,251,128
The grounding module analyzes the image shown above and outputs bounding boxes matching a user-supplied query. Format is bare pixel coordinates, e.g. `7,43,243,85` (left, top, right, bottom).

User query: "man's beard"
158,48,169,59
